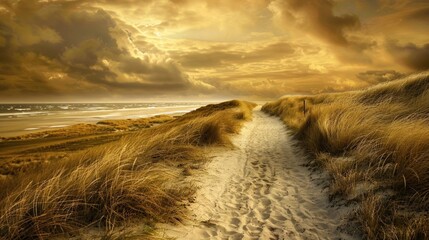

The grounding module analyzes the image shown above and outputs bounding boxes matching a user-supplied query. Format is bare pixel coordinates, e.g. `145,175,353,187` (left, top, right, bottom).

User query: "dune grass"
0,115,176,183
0,100,256,239
262,72,429,239
2,115,175,142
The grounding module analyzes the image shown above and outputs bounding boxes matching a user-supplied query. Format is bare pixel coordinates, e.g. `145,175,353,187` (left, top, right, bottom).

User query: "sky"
0,0,428,102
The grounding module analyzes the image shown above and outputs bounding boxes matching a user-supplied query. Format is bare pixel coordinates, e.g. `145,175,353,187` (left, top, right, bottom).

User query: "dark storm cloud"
386,41,429,71
0,0,427,100
268,0,380,66
0,0,211,100
357,70,405,84
369,3,429,39
405,6,429,22
270,0,361,46
118,56,188,84
176,42,295,68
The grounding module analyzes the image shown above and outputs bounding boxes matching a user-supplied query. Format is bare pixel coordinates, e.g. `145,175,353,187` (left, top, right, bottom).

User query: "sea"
0,103,207,138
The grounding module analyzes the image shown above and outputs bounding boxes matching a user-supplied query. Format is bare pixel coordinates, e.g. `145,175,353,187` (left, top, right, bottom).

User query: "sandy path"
160,109,355,239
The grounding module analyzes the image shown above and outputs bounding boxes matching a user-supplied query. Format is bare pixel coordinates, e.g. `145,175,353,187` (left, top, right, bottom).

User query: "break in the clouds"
0,0,428,101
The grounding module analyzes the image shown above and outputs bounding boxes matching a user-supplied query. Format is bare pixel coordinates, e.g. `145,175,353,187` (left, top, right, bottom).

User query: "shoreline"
0,105,201,138
0,100,257,239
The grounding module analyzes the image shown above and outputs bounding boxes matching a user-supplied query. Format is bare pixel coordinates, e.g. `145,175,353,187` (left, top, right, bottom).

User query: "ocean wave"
24,127,40,131
0,112,45,117
49,125,70,128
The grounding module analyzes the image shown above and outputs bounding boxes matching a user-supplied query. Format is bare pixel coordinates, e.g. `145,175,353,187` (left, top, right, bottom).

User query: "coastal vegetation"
262,72,429,239
0,100,256,239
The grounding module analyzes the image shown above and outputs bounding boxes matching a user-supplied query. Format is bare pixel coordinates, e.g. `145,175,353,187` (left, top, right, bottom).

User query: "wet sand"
0,105,201,138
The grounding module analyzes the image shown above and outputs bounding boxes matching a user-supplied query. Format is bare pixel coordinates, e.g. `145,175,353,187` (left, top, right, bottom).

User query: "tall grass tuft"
0,100,256,239
263,72,429,239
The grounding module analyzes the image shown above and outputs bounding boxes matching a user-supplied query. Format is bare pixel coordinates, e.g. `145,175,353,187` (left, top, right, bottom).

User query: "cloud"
0,0,427,101
356,70,405,84
0,0,213,101
117,56,191,87
269,0,361,46
368,3,429,42
386,41,429,70
267,0,380,66
175,42,295,68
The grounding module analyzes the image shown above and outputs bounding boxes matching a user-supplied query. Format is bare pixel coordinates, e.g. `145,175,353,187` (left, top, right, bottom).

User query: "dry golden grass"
2,115,175,141
263,72,429,239
0,115,176,180
0,100,256,239
97,115,174,130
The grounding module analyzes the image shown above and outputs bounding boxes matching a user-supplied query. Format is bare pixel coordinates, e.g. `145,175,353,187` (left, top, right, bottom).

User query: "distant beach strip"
0,103,207,137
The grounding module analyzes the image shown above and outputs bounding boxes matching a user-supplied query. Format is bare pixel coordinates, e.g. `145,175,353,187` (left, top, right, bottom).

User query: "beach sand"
0,105,359,239
0,105,201,138
159,108,357,239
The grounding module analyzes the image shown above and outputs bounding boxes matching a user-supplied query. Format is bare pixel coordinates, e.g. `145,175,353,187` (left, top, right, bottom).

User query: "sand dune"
160,108,357,239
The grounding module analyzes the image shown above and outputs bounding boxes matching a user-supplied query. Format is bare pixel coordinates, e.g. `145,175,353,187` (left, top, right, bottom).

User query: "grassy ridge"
2,115,175,142
0,100,256,239
0,115,175,177
262,72,429,239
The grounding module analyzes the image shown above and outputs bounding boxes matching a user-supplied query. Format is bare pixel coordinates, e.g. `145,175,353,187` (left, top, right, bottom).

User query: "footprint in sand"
161,108,358,240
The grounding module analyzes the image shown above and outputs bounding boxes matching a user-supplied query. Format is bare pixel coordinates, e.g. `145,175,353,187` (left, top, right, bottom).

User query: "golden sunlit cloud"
0,0,428,101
